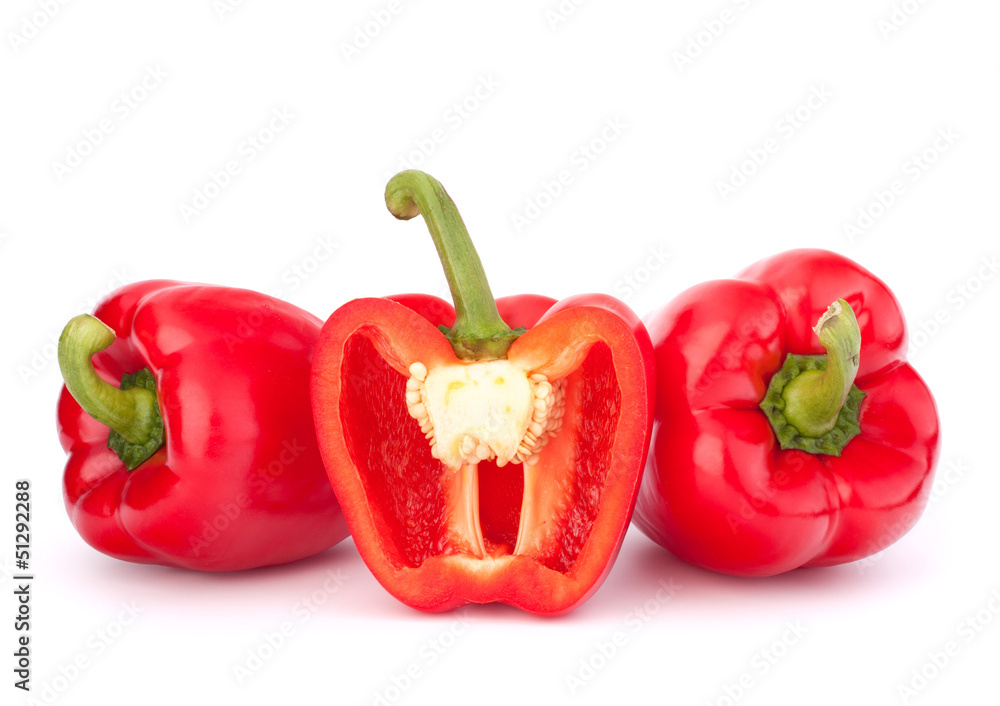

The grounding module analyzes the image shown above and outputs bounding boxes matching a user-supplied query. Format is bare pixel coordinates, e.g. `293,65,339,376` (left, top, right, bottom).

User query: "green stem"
385,170,523,360
781,299,861,437
760,299,866,456
58,315,164,469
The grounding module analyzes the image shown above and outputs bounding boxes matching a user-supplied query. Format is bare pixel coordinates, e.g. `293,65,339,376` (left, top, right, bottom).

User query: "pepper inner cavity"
405,359,566,558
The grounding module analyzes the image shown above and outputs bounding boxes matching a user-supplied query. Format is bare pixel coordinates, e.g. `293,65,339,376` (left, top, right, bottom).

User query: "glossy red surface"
58,281,348,571
634,250,941,576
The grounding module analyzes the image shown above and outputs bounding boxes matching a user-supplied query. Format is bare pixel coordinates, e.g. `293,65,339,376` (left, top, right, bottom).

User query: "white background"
2,1,998,705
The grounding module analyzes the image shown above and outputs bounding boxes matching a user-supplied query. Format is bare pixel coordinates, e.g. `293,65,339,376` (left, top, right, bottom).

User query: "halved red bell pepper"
311,171,654,615
634,249,941,576
57,281,348,571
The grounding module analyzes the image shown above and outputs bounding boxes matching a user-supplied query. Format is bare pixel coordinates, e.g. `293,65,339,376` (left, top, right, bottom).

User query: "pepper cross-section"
311,171,654,615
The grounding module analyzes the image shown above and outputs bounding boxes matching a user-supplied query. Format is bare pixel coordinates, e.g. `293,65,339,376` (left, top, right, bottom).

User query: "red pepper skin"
633,249,940,576
312,293,654,615
57,281,348,571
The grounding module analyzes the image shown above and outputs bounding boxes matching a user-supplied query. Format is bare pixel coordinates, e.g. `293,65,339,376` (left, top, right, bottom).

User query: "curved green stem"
59,315,164,469
385,170,523,360
760,299,865,456
781,299,861,437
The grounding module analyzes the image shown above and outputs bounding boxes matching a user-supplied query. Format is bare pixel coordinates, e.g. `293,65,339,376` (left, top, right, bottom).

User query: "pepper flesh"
633,249,941,576
57,280,349,571
314,293,653,613
311,171,653,614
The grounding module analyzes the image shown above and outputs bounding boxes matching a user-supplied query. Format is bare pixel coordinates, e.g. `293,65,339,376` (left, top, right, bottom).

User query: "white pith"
405,360,566,472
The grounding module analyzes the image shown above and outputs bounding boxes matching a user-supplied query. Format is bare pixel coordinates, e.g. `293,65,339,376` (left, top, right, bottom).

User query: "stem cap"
760,299,866,456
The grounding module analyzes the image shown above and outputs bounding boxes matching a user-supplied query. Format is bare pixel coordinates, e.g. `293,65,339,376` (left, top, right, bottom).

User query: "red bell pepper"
57,281,348,571
311,171,654,615
634,249,940,576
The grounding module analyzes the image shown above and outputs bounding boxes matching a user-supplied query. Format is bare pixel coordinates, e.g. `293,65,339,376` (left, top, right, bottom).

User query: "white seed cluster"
405,360,434,440
405,362,566,468
512,372,566,466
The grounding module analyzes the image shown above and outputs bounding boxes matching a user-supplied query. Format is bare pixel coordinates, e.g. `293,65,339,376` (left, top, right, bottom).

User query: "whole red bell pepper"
311,171,654,615
634,249,940,576
57,281,348,571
